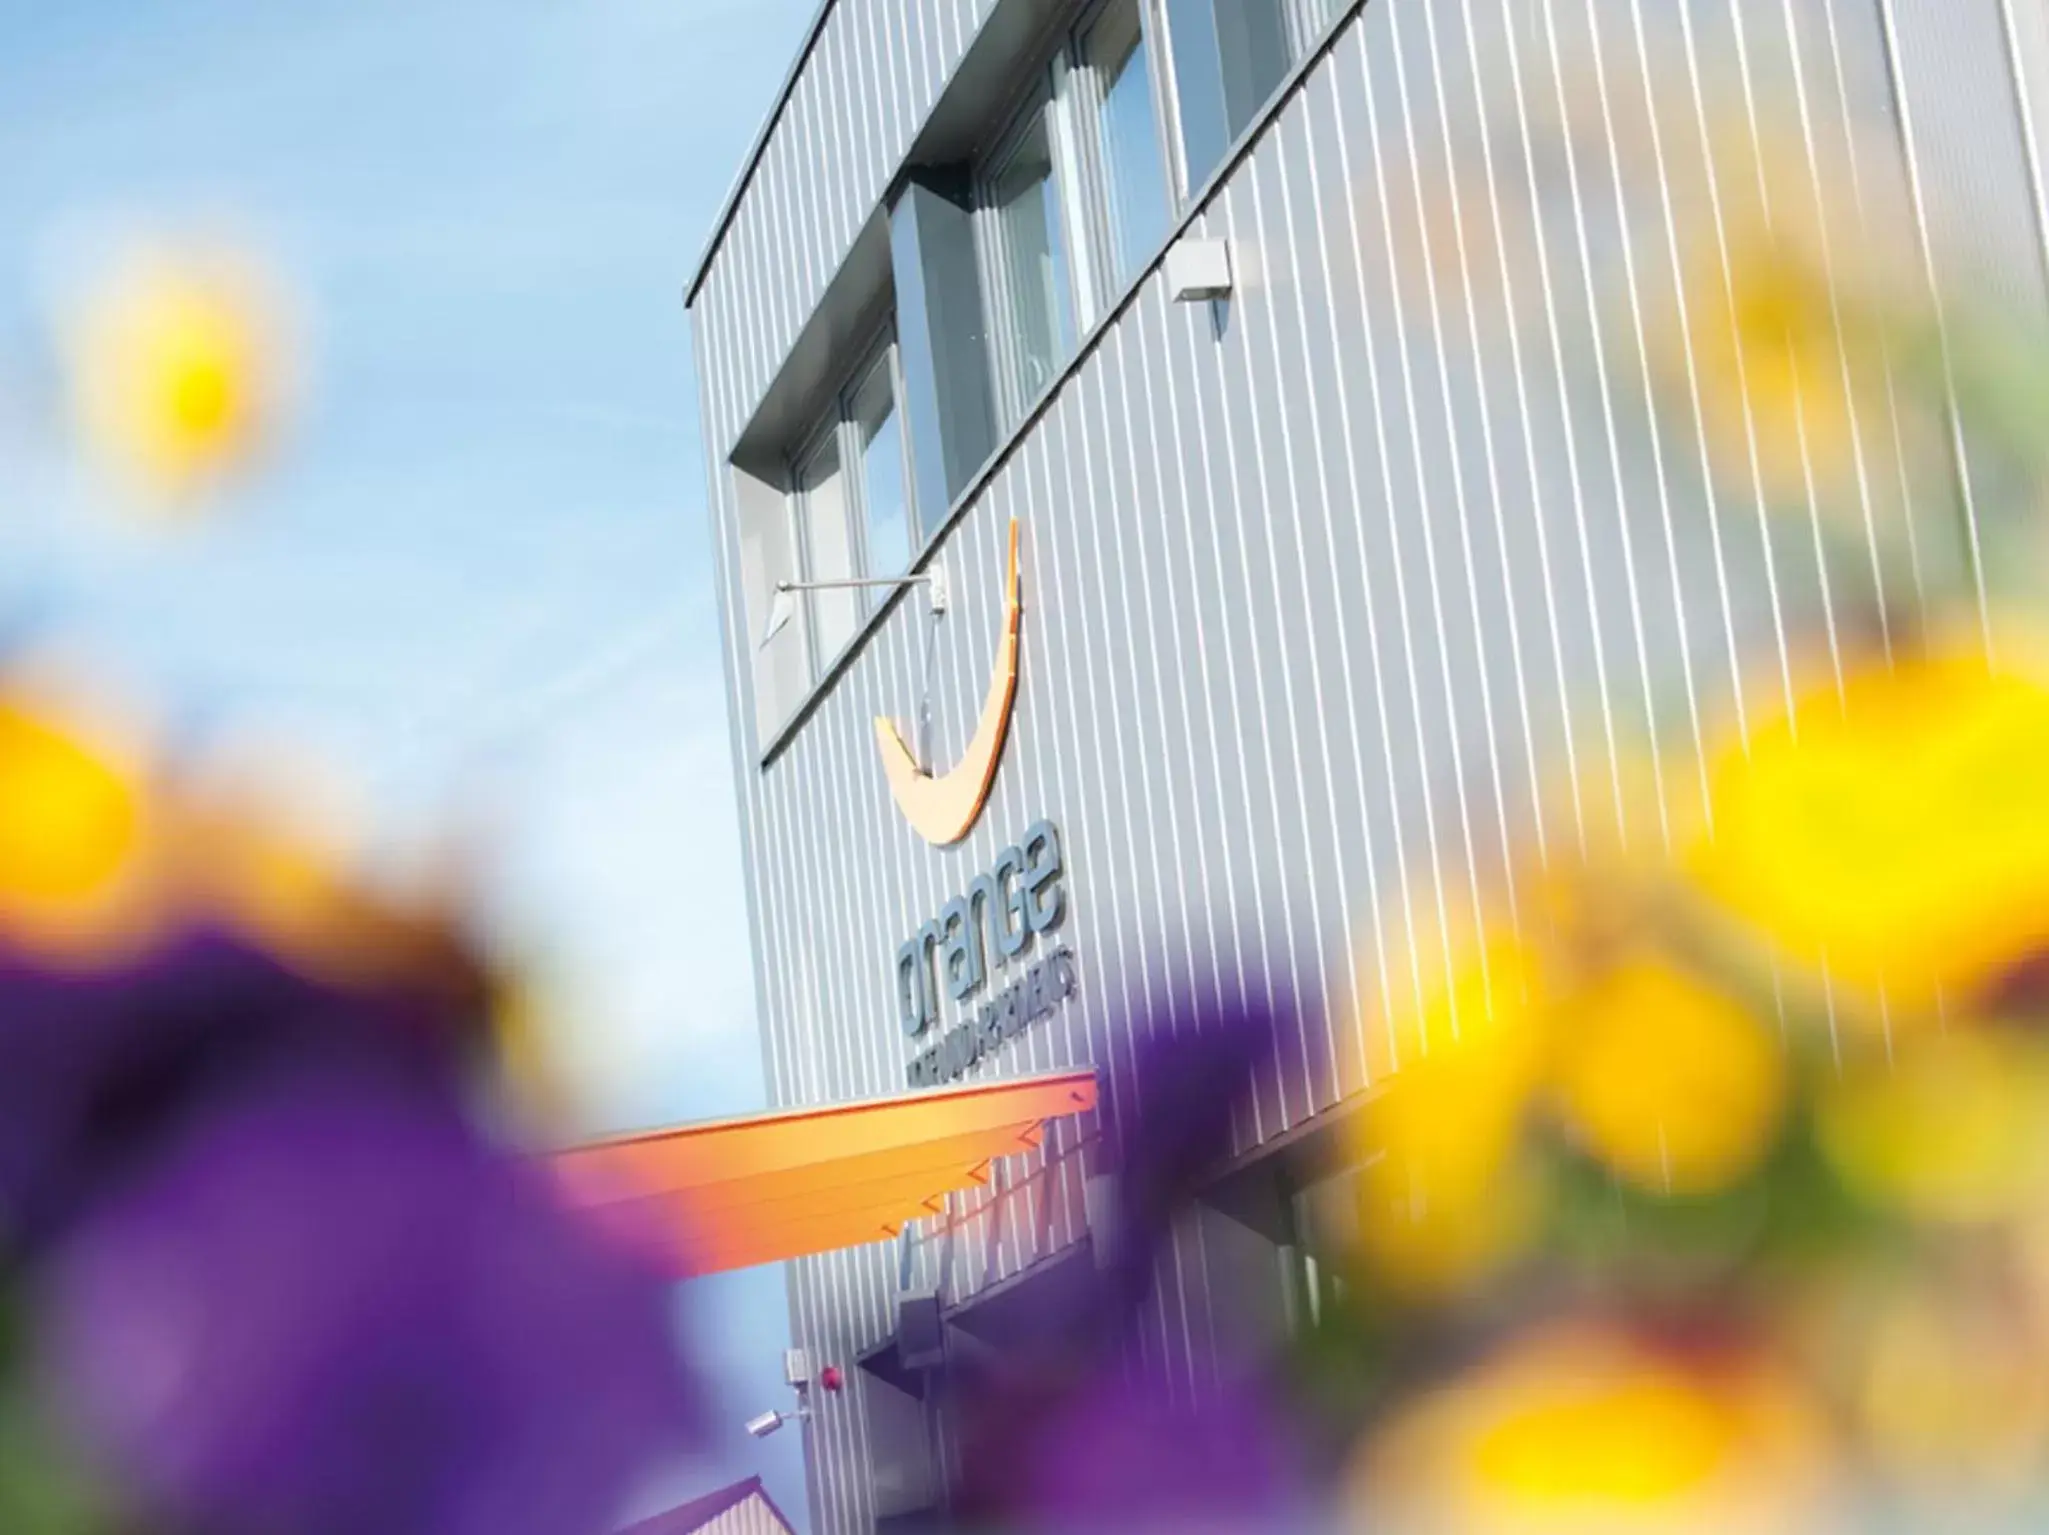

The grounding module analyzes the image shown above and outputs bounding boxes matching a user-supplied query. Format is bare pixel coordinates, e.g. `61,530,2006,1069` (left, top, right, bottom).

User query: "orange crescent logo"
874,517,1020,845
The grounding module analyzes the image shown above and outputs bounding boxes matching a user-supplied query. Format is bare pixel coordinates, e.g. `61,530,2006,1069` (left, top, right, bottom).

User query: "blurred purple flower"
955,1360,1307,1533
949,989,1303,1527
1100,986,1285,1310
0,925,480,1251
41,1060,697,1535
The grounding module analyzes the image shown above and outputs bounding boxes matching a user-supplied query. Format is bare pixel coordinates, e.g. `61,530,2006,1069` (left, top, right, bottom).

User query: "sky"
0,0,816,1521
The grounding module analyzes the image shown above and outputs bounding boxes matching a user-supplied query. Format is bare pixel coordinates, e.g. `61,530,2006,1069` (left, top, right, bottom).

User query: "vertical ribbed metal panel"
691,0,1007,453
696,1490,796,1534
687,0,2048,1528
2001,0,2049,273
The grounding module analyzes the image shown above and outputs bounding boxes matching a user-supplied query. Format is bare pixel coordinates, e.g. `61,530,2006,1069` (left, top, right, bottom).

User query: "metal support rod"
774,573,935,594
760,562,946,648
917,592,941,765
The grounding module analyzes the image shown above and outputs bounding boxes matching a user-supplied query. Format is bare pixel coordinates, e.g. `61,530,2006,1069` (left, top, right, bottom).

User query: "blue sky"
0,0,815,1521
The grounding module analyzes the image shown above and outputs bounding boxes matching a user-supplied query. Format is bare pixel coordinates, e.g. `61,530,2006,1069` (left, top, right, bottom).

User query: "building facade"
685,0,2049,1528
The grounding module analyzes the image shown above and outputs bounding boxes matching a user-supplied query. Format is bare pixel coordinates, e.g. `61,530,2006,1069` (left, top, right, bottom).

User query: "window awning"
551,1068,1099,1276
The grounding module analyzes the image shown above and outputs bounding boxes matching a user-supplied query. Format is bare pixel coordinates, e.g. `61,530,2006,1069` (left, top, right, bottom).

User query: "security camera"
745,1409,787,1440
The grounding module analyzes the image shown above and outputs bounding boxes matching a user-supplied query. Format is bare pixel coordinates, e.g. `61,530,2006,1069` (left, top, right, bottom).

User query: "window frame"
784,319,917,683
1071,0,1178,294
788,412,847,681
972,69,1084,430
1151,0,1350,205
1145,0,1199,205
844,335,918,610
971,0,1180,430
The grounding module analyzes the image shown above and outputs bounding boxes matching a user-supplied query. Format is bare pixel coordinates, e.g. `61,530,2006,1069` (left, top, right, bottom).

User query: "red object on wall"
819,1365,843,1393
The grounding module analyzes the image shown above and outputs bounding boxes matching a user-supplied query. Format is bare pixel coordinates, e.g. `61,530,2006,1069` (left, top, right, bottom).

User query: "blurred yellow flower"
1553,957,1787,1197
1354,915,1551,1296
0,689,159,959
1690,645,2049,1021
1816,1031,2049,1225
67,249,285,502
1661,209,1876,510
491,971,578,1129
1351,1324,1827,1533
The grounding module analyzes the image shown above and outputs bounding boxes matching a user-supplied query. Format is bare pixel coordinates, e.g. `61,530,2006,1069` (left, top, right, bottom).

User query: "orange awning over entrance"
552,1068,1099,1275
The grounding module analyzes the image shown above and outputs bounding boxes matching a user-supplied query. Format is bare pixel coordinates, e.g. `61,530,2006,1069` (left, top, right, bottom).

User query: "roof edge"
751,1477,801,1533
622,1475,773,1533
684,0,842,309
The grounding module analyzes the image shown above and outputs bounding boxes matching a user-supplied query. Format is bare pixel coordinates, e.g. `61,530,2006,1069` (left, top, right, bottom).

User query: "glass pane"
850,356,913,595
1086,0,1171,287
1214,0,1293,138
1164,0,1292,189
1164,0,1231,192
987,105,1074,418
797,435,859,662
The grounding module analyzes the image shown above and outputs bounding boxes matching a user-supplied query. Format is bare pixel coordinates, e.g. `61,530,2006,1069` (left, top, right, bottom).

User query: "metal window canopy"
550,1068,1099,1276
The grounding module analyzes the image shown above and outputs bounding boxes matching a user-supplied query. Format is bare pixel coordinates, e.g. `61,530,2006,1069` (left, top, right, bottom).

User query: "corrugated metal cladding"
630,1478,797,1534
687,0,2049,1529
692,0,1000,442
699,1492,797,1535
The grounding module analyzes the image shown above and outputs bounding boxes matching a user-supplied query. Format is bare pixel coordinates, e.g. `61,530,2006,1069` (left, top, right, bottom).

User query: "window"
1083,0,1172,288
1163,0,1345,193
738,463,808,735
974,0,1174,429
792,334,917,670
1185,1172,1353,1350
1193,1121,1370,1350
850,354,913,599
741,328,919,734
983,97,1077,425
1281,1165,1357,1334
794,429,858,663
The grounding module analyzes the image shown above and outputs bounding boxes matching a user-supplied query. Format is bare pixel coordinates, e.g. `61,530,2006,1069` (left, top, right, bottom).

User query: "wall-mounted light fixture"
1165,236,1233,303
759,564,950,649
744,1405,809,1440
744,1346,840,1438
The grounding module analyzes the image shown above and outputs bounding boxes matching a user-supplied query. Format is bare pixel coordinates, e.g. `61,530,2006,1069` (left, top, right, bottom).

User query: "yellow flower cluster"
1695,639,2049,1025
0,685,157,959
1354,632,2049,1280
1326,90,2049,1530
1355,1323,1828,1534
1337,633,2049,1524
1352,925,1789,1298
